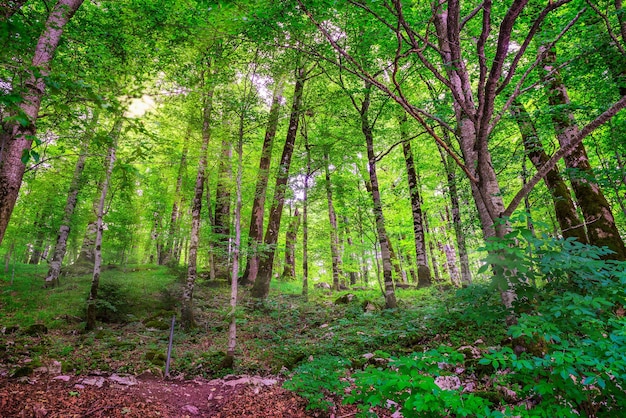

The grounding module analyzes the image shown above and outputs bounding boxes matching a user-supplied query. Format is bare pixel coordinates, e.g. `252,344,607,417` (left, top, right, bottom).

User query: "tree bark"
281,207,300,280
45,113,94,286
242,80,284,285
0,0,84,245
181,82,214,328
252,65,305,299
302,137,312,300
542,47,626,259
213,135,232,279
224,99,245,368
360,82,397,309
323,151,343,290
399,113,431,287
511,99,587,243
86,118,121,331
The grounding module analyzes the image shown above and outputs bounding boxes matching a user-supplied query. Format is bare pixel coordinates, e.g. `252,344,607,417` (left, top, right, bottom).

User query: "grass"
0,262,507,380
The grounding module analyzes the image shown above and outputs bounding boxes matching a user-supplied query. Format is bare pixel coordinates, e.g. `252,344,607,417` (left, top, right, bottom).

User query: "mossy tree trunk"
542,47,626,260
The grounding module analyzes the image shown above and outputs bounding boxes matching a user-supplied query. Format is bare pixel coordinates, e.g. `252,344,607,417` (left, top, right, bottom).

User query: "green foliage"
479,225,626,416
283,356,351,411
346,347,503,418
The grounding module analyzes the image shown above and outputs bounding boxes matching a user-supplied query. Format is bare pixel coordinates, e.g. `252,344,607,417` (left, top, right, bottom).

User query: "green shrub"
283,355,351,411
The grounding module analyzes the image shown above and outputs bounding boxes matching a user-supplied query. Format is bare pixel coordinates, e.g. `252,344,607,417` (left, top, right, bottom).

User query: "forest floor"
0,264,505,417
0,371,347,417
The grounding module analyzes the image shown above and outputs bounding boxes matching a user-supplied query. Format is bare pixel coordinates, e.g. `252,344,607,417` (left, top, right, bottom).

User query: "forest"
1,0,626,417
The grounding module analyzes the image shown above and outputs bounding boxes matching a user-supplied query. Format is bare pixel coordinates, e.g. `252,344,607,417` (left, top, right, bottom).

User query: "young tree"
45,111,98,287
86,118,122,331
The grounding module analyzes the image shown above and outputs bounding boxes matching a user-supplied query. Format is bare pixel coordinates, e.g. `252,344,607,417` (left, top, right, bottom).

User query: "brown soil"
0,372,368,417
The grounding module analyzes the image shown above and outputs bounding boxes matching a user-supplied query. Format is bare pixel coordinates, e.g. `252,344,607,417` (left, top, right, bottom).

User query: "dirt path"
0,372,322,417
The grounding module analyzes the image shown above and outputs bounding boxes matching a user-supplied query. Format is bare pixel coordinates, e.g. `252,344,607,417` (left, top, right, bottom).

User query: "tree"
86,117,122,331
0,0,84,245
251,63,306,299
241,79,285,285
181,67,215,329
45,110,98,287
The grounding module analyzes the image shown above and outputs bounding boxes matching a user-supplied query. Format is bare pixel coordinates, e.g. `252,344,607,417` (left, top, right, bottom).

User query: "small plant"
283,355,351,411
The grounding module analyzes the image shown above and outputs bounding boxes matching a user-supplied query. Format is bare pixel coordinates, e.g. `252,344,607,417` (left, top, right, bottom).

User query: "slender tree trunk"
342,216,359,286
0,0,84,245
224,101,245,369
242,80,284,285
442,243,461,287
302,139,311,301
424,213,441,283
399,113,431,287
76,220,97,265
86,119,121,331
282,207,300,280
45,114,95,286
214,136,232,279
181,83,214,328
360,82,397,309
323,151,343,290
162,137,188,266
511,99,587,242
29,218,46,265
542,48,626,259
252,65,305,299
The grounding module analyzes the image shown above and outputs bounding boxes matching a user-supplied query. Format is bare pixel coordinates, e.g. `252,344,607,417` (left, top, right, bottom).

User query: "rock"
53,375,72,382
362,301,377,312
334,293,355,304
314,282,331,289
23,324,48,336
109,374,138,386
362,353,375,360
182,405,200,415
80,376,106,387
434,375,461,391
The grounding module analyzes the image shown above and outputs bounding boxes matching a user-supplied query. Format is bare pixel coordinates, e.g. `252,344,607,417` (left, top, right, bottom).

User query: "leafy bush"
283,355,351,411
346,346,500,417
479,225,626,417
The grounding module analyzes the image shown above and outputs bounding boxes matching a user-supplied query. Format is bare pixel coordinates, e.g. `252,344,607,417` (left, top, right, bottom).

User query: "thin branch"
497,0,574,96
586,0,626,55
375,131,429,163
461,2,484,29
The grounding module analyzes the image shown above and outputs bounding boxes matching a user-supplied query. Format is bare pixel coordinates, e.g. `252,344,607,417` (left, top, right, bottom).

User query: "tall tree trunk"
162,137,188,266
0,0,84,245
76,220,97,265
86,119,121,331
214,136,232,279
181,83,214,328
224,100,245,369
242,80,284,285
45,112,95,286
282,207,300,280
252,65,305,299
302,135,311,300
399,113,431,287
342,216,359,286
424,213,441,283
511,99,587,242
360,82,397,309
542,48,626,260
323,151,343,290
